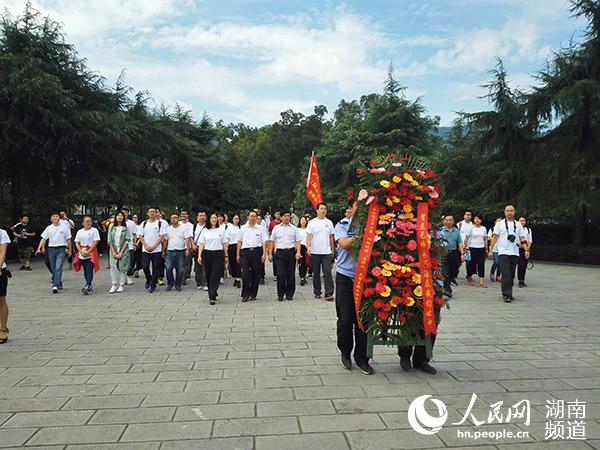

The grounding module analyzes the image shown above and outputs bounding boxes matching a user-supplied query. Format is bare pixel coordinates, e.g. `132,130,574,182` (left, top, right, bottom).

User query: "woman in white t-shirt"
198,213,229,305
517,217,533,287
465,214,488,288
74,216,101,295
226,214,242,288
0,228,11,344
297,216,309,285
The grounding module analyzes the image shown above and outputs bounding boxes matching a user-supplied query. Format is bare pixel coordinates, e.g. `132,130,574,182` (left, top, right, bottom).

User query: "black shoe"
503,295,513,303
259,279,265,285
414,362,437,374
210,299,216,305
286,297,293,301
341,355,352,370
400,357,412,371
519,282,527,288
445,291,453,298
175,285,182,292
451,279,458,286
314,294,322,299
356,361,375,375
242,297,249,302
26,266,32,271
300,278,306,286
250,297,257,301
19,266,26,271
278,296,284,302
166,284,173,292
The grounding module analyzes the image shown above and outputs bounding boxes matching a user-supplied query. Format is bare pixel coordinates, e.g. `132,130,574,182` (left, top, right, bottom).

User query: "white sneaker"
196,286,202,290
109,285,117,294
52,286,59,294
126,276,133,285
220,278,224,284
116,285,125,293
202,286,209,291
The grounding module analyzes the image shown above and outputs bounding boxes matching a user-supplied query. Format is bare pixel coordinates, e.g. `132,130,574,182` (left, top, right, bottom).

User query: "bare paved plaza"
0,260,599,449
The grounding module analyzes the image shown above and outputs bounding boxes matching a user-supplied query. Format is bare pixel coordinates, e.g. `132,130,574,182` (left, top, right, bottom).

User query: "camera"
507,234,516,243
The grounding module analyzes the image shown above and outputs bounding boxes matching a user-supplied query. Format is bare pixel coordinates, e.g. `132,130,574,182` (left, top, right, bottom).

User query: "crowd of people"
0,203,533,376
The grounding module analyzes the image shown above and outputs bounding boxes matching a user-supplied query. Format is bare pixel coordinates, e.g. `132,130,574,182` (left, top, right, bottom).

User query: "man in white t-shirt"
237,211,269,302
488,205,530,302
179,210,194,283
59,210,75,269
155,209,170,286
0,227,11,344
306,202,335,301
162,212,192,291
137,207,166,293
36,213,72,293
122,209,137,284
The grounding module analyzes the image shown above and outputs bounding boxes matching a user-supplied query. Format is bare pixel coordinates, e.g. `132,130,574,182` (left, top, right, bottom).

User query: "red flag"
306,151,323,208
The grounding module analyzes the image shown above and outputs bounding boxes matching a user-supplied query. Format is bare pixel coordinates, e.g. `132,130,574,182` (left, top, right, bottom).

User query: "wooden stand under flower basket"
367,326,433,359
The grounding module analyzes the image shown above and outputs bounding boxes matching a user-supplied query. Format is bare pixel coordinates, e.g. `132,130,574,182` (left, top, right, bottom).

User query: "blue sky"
1,0,588,126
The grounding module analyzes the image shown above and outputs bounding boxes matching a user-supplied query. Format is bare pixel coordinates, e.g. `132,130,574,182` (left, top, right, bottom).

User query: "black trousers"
298,245,308,278
442,249,460,293
275,248,296,299
518,248,528,282
499,254,519,297
241,247,262,299
193,251,206,287
398,332,436,366
142,252,163,288
127,249,136,276
466,247,486,278
203,249,224,301
335,273,367,364
228,243,241,278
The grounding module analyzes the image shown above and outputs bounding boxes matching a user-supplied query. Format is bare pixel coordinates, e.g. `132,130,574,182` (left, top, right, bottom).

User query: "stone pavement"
0,259,599,449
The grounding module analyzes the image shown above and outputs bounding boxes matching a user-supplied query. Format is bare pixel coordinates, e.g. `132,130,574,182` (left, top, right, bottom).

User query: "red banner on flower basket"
306,151,323,208
353,200,380,332
416,202,437,336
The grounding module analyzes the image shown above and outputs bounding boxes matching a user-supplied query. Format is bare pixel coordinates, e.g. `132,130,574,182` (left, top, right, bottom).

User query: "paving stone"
142,391,220,407
120,421,212,442
212,416,299,437
0,398,68,412
1,410,94,428
27,425,126,445
299,413,385,432
255,432,349,450
89,407,175,424
346,429,444,449
219,388,293,403
159,437,254,450
0,428,38,447
257,400,335,417
174,403,255,421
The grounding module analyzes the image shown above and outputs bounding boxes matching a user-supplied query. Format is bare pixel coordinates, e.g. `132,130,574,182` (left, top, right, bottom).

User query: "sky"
0,0,589,127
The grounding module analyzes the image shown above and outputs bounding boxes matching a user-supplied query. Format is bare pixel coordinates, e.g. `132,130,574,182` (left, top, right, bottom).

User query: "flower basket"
349,154,448,359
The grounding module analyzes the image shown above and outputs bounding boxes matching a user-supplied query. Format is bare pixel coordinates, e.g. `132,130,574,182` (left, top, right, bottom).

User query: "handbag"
464,249,471,262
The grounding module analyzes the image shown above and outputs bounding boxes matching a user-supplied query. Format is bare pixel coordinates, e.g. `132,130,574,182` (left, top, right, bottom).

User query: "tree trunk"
573,203,587,247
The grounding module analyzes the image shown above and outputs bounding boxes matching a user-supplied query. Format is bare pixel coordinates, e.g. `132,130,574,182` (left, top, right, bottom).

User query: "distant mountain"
432,127,451,139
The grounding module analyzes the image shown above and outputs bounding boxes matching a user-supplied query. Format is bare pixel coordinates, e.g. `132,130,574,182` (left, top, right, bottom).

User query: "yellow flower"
404,297,415,307
405,213,414,219
413,286,423,297
390,298,398,307
403,204,413,213
375,229,383,235
392,196,400,203
380,180,391,188
392,175,401,183
403,173,414,182
400,266,412,273
412,273,422,284
381,269,392,277
411,180,420,187
386,198,393,207
415,196,423,201
381,286,391,297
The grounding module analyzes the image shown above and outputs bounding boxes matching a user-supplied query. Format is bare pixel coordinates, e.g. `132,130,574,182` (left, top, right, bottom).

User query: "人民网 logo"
408,394,448,435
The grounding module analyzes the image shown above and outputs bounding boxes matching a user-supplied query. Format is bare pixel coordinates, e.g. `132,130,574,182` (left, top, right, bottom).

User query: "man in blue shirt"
334,202,374,375
438,213,464,297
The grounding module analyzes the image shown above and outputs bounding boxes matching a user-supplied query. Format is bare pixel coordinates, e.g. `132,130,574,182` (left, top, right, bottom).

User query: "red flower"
355,168,365,175
388,153,397,159
407,240,417,251
369,159,377,167
401,287,413,298
373,299,384,309
382,303,392,312
347,189,355,201
377,311,389,320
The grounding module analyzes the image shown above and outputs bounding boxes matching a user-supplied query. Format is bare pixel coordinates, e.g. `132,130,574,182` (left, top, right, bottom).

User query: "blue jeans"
490,251,500,276
47,246,67,287
80,258,94,288
165,250,185,287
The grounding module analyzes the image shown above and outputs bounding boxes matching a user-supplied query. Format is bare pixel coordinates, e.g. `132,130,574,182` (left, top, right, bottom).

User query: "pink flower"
407,240,417,251
366,196,376,205
372,266,383,277
392,162,402,167
370,167,385,174
357,189,368,201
